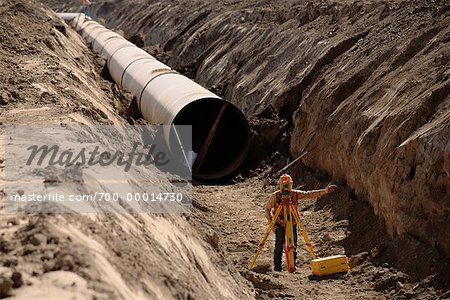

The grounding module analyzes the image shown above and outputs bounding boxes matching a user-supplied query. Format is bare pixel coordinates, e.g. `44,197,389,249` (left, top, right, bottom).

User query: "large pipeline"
59,13,250,180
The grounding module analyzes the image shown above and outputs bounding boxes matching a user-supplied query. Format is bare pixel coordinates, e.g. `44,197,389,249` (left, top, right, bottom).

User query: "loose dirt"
193,165,449,299
75,0,450,263
0,1,253,299
1,0,449,299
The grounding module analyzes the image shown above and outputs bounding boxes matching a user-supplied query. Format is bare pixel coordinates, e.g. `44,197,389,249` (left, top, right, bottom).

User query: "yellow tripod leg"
284,205,295,273
248,205,283,270
292,207,317,259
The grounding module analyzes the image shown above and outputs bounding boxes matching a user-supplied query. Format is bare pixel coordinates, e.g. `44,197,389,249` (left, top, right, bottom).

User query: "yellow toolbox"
310,255,350,276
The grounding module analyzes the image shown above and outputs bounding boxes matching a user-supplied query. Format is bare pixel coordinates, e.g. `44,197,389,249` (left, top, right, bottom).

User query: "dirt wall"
0,1,254,298
69,0,450,259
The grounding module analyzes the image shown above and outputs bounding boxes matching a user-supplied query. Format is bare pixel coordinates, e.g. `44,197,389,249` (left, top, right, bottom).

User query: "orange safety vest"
274,190,298,226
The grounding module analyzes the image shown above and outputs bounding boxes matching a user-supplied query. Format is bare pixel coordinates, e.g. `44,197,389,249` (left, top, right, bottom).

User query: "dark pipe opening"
172,98,250,180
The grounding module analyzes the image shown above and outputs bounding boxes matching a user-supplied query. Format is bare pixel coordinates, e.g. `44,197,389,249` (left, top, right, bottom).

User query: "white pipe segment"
72,15,87,30
79,21,98,34
101,38,135,60
81,23,105,40
140,73,221,124
108,47,161,89
57,13,250,180
122,60,176,105
58,13,80,20
91,31,119,51
108,47,159,88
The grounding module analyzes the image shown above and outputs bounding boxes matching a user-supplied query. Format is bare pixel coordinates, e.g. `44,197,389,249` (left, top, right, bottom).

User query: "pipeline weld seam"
91,34,116,52
119,57,157,88
106,45,137,70
84,27,106,42
85,24,106,43
137,70,179,112
81,22,101,34
79,20,97,34
90,29,115,46
77,18,94,32
98,36,124,56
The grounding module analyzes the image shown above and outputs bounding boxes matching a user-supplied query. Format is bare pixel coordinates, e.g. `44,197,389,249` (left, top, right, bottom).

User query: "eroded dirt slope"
5,0,450,298
0,1,254,299
52,0,449,262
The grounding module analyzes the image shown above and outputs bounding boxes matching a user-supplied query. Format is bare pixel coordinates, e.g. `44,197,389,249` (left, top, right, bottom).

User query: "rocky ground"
1,0,449,299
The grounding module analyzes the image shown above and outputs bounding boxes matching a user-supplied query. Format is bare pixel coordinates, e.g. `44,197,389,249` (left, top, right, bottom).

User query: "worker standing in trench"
265,174,337,271
82,0,91,18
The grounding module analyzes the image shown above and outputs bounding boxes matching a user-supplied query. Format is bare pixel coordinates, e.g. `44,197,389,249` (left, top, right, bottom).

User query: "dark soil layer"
54,0,449,264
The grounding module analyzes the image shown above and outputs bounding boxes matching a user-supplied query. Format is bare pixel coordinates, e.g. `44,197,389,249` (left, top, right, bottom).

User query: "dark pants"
82,5,89,17
274,224,298,271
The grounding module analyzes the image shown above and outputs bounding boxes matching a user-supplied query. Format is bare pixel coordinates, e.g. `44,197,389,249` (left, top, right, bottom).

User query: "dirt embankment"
0,1,254,299
3,0,449,298
43,0,450,295
61,0,449,261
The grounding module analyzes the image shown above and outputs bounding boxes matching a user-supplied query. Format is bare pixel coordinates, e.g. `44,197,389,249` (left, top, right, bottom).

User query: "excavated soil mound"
0,1,253,299
2,0,449,299
46,0,449,297
50,1,450,257
82,0,450,263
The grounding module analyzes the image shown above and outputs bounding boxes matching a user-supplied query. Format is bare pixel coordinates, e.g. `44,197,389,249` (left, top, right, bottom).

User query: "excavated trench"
60,0,449,293
73,0,449,253
1,0,449,299
0,1,254,299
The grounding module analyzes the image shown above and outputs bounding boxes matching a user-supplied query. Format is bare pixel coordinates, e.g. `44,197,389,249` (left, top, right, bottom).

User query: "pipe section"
58,13,250,180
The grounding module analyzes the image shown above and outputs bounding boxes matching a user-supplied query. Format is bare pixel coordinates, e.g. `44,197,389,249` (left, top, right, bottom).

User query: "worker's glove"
325,184,337,193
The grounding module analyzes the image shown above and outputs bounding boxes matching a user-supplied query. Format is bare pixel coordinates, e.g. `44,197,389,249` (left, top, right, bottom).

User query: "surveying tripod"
248,194,317,273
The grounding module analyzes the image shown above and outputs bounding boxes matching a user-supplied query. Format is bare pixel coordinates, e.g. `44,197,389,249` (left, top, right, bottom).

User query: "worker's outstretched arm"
295,184,337,200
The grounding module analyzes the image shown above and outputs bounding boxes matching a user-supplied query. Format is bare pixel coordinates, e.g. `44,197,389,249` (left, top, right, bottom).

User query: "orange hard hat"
279,174,293,190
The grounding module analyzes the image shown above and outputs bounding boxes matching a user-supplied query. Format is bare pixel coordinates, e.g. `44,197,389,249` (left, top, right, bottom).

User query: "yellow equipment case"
311,255,350,276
